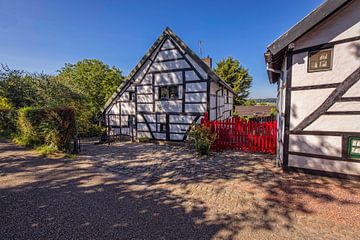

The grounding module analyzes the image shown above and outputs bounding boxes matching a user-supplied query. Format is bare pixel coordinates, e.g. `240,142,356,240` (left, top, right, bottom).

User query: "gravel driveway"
1,138,360,239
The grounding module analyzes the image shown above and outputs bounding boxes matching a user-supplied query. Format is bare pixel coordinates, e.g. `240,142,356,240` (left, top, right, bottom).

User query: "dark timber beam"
293,66,360,131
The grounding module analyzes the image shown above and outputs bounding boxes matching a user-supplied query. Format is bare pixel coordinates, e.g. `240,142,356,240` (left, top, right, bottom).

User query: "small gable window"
308,49,333,72
129,92,135,102
348,137,360,159
159,123,166,133
159,86,179,100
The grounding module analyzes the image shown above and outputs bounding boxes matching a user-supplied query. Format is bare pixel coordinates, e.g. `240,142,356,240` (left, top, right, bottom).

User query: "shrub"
188,124,215,155
15,107,77,152
0,109,17,137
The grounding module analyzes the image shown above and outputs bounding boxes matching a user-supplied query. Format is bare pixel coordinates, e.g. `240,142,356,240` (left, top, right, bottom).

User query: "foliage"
232,110,239,117
0,109,17,137
0,97,12,109
270,107,277,117
214,57,253,105
58,59,125,135
243,99,257,106
0,60,125,138
188,124,215,155
15,107,77,152
36,145,59,156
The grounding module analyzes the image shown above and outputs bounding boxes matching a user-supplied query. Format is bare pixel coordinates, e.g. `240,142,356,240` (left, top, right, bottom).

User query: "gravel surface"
1,138,360,240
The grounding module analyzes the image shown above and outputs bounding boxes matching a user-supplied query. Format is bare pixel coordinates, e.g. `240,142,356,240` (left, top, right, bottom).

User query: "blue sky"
0,0,324,98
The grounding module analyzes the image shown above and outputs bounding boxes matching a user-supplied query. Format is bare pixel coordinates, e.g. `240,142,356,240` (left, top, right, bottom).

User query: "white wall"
283,0,360,175
294,0,360,50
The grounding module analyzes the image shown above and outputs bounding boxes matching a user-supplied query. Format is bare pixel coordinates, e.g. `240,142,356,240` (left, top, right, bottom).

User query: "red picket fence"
201,112,277,154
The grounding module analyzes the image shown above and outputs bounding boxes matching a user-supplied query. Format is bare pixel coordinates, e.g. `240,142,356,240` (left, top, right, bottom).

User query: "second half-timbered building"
103,27,234,141
265,0,360,176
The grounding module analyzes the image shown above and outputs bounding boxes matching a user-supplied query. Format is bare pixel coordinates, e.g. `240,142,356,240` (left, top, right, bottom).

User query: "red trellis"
201,112,277,154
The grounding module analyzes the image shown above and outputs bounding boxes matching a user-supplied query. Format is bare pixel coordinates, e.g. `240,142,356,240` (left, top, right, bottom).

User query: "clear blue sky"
0,0,324,98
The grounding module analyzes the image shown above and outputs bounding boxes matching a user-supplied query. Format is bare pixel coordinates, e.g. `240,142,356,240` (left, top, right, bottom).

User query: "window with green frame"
348,137,360,158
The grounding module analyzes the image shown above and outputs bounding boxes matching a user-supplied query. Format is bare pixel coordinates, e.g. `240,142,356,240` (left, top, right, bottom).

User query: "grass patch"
36,145,59,156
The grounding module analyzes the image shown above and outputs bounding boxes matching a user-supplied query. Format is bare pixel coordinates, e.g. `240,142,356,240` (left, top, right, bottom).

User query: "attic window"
129,92,135,102
348,137,360,159
159,86,179,100
308,49,333,72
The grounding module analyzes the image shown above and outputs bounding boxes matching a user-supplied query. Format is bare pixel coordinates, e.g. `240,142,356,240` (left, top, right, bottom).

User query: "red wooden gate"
201,113,277,154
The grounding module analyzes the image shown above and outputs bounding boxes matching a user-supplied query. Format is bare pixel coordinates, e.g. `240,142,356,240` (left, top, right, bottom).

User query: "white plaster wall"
328,101,360,112
150,60,189,72
156,49,182,61
137,85,152,94
210,95,216,110
134,60,151,83
153,133,166,140
138,131,151,138
291,41,360,87
289,134,342,157
288,155,360,176
121,127,130,135
137,94,153,103
305,115,360,132
343,80,360,97
290,88,335,130
170,134,184,141
161,39,175,50
154,72,183,85
107,102,120,115
120,116,128,126
141,74,152,85
185,93,207,102
169,115,196,124
184,54,208,79
137,123,149,131
143,114,156,123
294,0,360,50
210,81,219,95
119,92,129,101
120,102,135,115
185,103,206,113
209,109,216,121
137,104,153,112
186,82,207,92
137,114,145,122
155,101,182,112
185,71,199,81
169,124,188,133
156,114,166,123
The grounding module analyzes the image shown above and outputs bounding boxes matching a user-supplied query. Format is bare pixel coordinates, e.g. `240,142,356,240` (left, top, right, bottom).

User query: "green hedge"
15,107,77,152
0,109,17,137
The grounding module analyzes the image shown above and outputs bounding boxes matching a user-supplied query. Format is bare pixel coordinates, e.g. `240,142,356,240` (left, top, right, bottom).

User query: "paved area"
1,138,360,239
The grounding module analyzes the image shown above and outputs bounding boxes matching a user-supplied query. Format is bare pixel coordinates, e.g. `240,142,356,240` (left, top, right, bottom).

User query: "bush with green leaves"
188,124,215,155
0,109,17,137
15,107,77,152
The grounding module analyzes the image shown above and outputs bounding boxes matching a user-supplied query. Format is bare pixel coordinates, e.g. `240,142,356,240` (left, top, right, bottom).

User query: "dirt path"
1,139,360,239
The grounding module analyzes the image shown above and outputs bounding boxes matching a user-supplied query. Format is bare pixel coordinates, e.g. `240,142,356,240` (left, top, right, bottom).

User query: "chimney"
202,56,212,68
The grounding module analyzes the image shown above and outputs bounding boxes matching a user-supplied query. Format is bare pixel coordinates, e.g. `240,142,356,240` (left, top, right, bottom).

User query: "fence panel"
201,112,277,154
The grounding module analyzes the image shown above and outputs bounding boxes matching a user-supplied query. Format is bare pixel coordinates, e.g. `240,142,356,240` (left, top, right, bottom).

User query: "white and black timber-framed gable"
265,0,360,177
103,27,234,142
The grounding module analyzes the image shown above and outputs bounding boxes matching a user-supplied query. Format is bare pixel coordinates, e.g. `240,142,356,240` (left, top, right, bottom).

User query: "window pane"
169,86,178,99
308,49,332,72
160,87,168,98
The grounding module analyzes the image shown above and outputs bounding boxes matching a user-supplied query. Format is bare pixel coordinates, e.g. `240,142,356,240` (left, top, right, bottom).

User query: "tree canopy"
0,60,125,136
214,57,252,105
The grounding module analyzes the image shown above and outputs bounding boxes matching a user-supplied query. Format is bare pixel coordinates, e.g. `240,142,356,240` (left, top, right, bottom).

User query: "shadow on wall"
0,139,360,239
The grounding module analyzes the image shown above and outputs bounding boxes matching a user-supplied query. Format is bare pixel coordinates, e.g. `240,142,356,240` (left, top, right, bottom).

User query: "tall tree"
214,57,252,105
58,59,125,134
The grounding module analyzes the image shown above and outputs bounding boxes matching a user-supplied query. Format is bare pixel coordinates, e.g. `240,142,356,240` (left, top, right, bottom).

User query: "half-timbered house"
265,0,360,176
103,27,234,141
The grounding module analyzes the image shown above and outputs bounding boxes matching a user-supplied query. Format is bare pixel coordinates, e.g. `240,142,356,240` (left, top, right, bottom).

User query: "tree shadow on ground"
1,139,360,239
